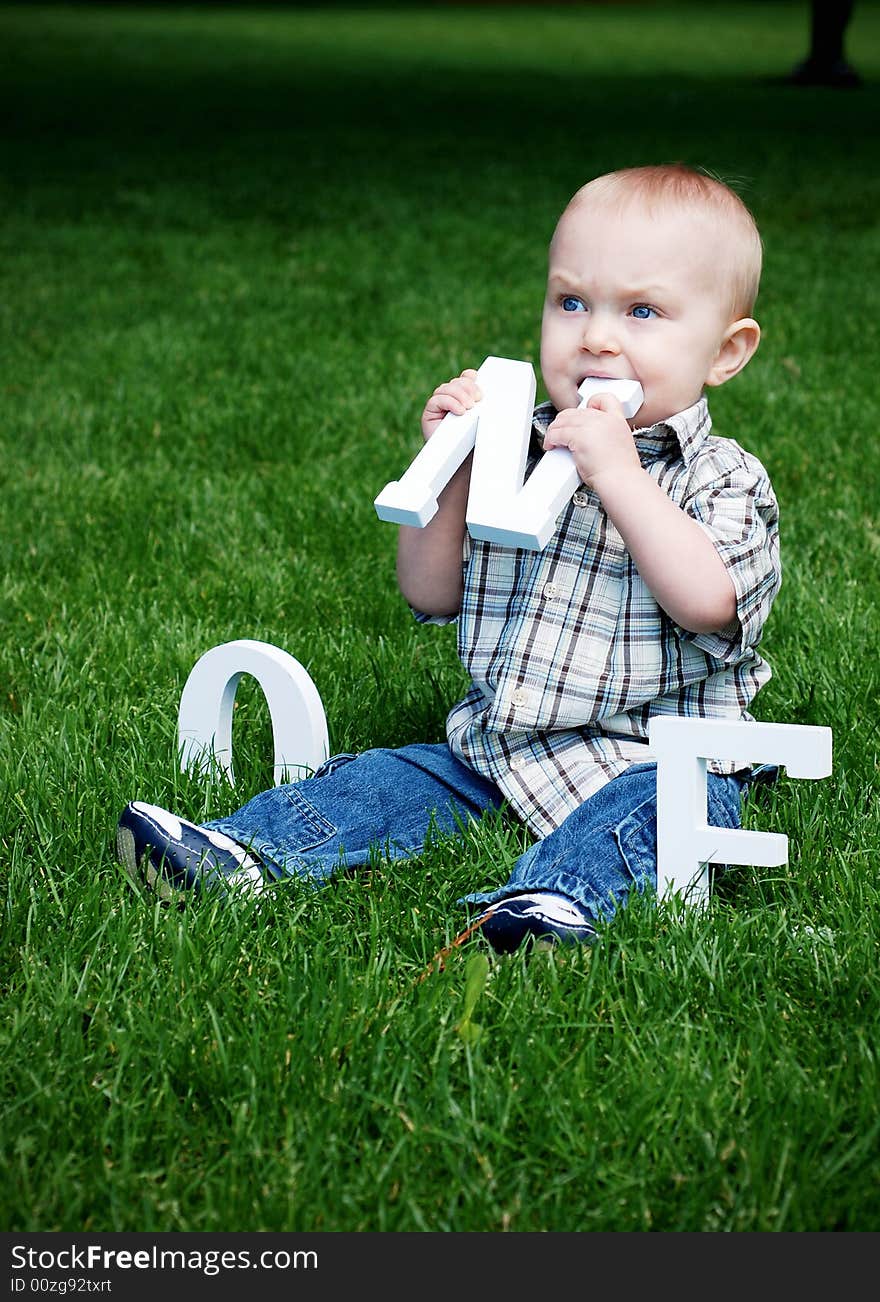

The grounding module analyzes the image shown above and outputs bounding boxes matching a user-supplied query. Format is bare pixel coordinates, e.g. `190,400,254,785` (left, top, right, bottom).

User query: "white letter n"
374,356,586,551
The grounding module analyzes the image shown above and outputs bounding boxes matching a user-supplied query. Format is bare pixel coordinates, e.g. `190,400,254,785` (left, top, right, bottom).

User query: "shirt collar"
532,395,712,466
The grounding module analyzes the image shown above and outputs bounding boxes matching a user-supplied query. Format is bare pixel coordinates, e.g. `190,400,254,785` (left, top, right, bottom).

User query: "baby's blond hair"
562,163,763,318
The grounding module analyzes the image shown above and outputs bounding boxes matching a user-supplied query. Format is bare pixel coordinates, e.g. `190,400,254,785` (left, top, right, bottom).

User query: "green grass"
2,2,880,1232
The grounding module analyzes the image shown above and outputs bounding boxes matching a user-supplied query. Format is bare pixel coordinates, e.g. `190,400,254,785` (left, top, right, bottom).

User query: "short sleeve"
411,607,457,627
682,456,781,662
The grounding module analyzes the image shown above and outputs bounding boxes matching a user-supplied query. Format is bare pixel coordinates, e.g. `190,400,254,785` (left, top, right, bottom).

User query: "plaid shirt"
419,397,781,838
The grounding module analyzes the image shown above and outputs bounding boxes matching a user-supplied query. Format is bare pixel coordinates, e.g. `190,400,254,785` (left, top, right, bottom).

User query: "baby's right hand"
420,368,482,441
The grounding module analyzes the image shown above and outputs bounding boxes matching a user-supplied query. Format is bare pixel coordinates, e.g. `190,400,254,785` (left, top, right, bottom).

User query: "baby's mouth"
579,372,621,382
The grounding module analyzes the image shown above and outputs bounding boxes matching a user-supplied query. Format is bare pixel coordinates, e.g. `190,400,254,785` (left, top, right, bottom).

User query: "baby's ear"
705,318,761,388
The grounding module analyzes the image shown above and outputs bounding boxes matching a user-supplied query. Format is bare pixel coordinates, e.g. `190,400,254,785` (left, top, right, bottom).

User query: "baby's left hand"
543,394,641,492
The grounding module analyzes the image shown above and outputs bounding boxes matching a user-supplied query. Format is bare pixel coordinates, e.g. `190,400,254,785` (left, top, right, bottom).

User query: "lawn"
1,1,879,1232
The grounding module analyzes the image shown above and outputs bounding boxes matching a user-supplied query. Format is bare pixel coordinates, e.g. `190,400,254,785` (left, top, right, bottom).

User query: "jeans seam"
614,800,656,884
220,789,337,861
279,785,337,842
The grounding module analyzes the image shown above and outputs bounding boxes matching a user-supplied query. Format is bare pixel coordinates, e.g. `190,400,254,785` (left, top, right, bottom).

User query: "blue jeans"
207,745,745,923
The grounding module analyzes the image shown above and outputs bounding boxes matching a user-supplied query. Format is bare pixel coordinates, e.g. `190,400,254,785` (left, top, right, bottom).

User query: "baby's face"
540,201,735,429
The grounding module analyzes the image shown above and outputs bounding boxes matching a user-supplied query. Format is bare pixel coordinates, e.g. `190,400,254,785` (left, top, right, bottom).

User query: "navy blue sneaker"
116,801,268,901
480,892,596,954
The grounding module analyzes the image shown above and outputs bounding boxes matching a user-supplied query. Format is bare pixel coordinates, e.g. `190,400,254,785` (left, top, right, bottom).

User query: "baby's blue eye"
561,295,586,313
631,304,656,320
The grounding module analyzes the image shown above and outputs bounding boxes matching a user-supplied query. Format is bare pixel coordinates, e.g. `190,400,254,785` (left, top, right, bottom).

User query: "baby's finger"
542,421,571,451
452,371,483,403
432,378,481,413
586,392,625,416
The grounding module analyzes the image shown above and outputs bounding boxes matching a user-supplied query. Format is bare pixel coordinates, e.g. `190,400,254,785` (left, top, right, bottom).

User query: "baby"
118,163,781,954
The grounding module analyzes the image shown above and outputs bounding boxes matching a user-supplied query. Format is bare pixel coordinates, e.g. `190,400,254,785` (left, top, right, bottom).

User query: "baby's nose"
581,314,620,354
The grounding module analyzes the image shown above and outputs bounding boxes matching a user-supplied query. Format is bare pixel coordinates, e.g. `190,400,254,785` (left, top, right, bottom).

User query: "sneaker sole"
116,824,175,903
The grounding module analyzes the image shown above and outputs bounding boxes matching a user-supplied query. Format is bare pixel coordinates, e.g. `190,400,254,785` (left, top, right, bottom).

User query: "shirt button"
511,756,527,771
510,688,530,707
572,490,590,507
543,581,559,599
